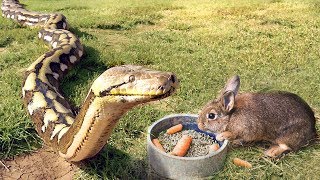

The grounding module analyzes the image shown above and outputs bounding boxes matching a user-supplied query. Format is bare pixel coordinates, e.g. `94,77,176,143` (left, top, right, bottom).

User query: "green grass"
1,0,320,179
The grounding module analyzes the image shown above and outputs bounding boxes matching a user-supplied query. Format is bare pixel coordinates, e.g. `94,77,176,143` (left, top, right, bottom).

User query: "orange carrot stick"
152,138,166,152
209,143,220,152
171,135,192,157
166,124,183,134
233,158,252,168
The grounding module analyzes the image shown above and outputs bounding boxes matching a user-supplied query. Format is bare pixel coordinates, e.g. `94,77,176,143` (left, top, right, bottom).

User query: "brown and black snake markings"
2,0,179,161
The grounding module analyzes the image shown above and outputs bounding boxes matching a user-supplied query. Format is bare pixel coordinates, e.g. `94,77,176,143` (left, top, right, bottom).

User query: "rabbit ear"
223,75,240,96
221,91,235,112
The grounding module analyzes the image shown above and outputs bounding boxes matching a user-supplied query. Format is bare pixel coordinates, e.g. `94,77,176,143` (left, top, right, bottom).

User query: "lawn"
1,0,320,179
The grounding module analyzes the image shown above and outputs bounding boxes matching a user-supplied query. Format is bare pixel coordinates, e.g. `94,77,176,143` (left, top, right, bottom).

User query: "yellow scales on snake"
1,0,178,162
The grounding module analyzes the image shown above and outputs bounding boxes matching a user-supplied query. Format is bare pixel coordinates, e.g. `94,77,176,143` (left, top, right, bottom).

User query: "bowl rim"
147,113,229,160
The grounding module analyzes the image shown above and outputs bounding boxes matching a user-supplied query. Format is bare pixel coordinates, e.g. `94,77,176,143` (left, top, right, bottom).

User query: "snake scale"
2,0,178,161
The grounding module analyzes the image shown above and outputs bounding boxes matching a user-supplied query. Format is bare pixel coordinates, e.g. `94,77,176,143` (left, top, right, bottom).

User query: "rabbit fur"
197,75,317,157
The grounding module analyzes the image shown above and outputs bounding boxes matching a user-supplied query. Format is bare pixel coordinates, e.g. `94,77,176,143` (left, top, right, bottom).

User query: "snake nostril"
169,75,175,83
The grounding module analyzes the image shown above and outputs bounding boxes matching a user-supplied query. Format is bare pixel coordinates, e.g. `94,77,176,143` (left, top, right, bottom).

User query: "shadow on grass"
0,36,14,47
60,44,109,108
69,27,97,41
78,145,147,179
0,123,41,159
93,19,155,31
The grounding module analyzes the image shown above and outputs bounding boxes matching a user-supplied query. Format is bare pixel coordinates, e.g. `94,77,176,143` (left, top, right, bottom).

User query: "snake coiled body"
2,0,178,161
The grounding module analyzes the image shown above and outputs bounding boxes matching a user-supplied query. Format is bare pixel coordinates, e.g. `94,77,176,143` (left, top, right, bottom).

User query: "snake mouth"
107,86,177,100
150,86,177,100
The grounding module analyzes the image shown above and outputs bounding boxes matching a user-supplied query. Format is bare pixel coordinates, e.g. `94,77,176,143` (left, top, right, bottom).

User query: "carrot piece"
152,138,166,152
171,135,192,157
209,143,220,152
166,124,183,134
233,158,252,168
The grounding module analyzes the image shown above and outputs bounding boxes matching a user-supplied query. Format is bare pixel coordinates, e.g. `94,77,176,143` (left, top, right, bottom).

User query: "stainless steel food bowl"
147,114,228,179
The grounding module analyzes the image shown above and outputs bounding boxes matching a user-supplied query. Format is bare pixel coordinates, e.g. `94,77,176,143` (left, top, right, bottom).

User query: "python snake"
2,0,178,161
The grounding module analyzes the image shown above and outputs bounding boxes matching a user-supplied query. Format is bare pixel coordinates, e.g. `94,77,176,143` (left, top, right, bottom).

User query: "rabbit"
197,75,317,158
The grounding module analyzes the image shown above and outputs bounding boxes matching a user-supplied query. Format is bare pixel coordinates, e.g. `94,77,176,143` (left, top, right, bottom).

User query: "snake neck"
57,91,136,161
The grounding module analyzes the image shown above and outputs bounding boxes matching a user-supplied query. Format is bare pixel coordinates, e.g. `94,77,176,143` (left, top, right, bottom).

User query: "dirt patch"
0,147,79,180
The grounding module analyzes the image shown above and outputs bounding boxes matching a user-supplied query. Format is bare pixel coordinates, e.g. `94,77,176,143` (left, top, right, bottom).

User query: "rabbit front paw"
216,131,235,141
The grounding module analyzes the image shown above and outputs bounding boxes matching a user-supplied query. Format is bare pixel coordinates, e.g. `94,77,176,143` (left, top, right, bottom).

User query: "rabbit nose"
197,121,206,131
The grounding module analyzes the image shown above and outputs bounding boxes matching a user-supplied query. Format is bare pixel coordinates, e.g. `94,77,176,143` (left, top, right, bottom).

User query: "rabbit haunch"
197,75,317,158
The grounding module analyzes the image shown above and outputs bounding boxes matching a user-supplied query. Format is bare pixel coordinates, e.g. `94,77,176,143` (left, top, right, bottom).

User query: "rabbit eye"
206,113,217,120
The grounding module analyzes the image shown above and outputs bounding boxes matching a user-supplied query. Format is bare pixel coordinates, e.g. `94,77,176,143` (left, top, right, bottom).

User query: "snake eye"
128,75,135,82
206,113,217,120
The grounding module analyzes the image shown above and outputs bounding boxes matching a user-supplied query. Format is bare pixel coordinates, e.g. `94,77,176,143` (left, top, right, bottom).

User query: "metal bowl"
147,114,228,179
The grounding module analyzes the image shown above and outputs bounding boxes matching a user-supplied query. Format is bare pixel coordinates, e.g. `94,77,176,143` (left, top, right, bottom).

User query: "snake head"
90,65,179,104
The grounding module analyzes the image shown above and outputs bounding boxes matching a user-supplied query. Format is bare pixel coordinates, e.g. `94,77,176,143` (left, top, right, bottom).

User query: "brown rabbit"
197,75,317,157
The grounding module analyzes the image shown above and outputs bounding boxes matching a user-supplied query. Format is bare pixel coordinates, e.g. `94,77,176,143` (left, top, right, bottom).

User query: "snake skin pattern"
2,0,178,161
